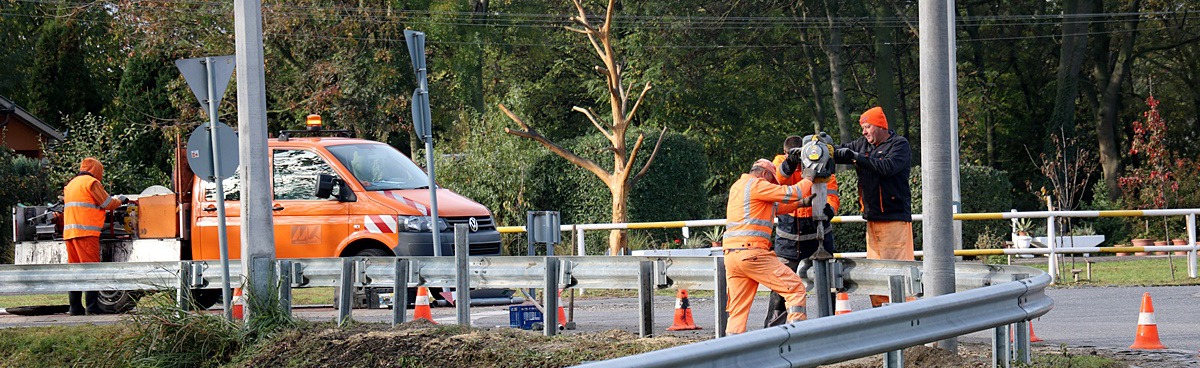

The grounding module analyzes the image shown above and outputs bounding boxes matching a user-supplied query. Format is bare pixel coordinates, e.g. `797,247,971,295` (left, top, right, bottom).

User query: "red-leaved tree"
1119,96,1178,210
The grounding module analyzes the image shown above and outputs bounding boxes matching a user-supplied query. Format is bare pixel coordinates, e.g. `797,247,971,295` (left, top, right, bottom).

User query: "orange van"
188,131,500,262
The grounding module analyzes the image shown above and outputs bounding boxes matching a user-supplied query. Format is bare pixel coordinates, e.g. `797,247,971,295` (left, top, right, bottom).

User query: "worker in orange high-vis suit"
63,157,133,315
763,135,841,327
723,159,814,335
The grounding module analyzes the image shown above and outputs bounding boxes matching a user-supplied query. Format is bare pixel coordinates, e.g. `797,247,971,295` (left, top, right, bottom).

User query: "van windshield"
327,143,431,191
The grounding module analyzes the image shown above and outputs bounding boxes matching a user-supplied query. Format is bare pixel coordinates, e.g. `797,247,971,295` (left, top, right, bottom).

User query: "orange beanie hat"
859,107,888,130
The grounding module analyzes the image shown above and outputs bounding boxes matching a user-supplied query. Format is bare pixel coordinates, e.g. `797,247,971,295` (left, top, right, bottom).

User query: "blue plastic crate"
509,305,544,330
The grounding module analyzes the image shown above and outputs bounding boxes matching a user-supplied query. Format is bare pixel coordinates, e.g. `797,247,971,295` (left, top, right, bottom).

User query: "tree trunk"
1045,0,1092,152
1092,0,1140,201
824,0,853,144
872,3,900,128
608,180,629,255
800,28,827,132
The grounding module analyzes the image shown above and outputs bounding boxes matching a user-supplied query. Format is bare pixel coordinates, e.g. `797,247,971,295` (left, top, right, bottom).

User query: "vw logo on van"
468,217,479,232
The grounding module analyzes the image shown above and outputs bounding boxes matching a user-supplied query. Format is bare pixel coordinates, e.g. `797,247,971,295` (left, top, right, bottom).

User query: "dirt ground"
237,321,1196,367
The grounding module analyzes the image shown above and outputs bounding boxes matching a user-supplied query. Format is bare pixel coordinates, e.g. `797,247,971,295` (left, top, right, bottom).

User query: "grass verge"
1014,257,1200,287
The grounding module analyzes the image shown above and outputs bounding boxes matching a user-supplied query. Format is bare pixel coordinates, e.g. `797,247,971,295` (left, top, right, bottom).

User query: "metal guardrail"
577,273,1053,368
0,255,1050,366
0,256,1038,297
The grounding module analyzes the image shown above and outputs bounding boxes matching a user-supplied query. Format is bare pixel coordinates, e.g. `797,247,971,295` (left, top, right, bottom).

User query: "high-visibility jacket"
723,174,807,250
63,174,122,239
771,154,841,217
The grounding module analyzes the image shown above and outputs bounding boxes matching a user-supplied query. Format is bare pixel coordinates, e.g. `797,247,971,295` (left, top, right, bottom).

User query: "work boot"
763,293,788,328
68,291,85,316
84,291,102,315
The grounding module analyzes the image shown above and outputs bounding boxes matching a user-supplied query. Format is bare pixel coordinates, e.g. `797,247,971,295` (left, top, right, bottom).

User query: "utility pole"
920,0,957,352
234,0,277,320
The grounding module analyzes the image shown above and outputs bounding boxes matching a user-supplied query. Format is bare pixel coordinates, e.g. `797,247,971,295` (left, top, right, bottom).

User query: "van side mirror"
316,173,337,198
316,173,356,202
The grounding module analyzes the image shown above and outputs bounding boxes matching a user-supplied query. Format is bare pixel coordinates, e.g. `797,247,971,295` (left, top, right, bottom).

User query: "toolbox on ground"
509,305,544,330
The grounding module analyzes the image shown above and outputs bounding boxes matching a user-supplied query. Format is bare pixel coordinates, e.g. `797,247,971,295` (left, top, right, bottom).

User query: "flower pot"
1172,238,1189,256
1153,241,1169,255
1131,238,1153,256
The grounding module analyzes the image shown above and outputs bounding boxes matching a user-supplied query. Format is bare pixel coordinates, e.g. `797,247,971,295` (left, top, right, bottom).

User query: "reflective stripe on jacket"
63,175,120,239
723,174,806,250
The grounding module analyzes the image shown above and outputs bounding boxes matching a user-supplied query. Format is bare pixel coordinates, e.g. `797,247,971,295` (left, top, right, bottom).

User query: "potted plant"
1011,218,1035,250
1131,228,1154,257
1171,233,1189,256
699,226,724,248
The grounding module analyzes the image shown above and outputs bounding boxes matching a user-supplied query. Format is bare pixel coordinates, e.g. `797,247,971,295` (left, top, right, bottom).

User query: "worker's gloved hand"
786,147,804,165
798,193,816,207
823,204,836,219
119,196,130,205
834,147,859,162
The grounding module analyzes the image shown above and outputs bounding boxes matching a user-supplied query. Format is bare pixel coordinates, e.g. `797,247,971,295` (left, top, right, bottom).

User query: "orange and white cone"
835,292,852,315
1129,292,1165,349
1029,320,1044,342
554,289,572,329
231,288,244,319
666,289,701,331
414,287,437,324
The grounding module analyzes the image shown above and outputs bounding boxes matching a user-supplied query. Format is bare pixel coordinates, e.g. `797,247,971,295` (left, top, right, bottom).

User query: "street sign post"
405,30,443,257
177,55,238,320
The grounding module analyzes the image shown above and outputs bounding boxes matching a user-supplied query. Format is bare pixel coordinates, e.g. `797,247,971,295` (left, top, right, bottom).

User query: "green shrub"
523,127,710,255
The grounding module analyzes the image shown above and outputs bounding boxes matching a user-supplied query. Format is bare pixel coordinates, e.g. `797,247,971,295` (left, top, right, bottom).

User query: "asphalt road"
4,285,1199,356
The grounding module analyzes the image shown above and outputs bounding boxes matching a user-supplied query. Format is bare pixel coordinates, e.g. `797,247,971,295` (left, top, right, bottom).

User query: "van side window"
202,173,241,201
273,149,338,200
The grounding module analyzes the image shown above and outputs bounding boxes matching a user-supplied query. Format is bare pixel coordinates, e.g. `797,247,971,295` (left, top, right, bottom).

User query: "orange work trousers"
866,221,914,306
725,248,806,335
66,237,101,263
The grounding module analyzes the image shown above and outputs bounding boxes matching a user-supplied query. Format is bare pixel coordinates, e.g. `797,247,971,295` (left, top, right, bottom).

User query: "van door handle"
203,205,217,212
272,204,285,211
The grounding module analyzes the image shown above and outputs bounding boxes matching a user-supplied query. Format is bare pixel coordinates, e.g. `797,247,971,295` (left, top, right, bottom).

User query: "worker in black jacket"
833,106,914,307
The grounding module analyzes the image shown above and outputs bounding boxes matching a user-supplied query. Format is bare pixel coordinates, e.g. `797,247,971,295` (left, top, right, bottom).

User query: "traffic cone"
1029,321,1044,342
835,292,852,315
555,289,569,329
1129,292,1165,349
231,288,243,319
414,287,437,324
666,289,701,331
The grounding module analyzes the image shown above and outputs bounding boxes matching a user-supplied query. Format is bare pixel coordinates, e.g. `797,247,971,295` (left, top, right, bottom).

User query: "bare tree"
499,0,667,256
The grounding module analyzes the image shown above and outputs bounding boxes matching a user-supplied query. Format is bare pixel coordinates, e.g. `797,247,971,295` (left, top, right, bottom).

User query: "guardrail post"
638,260,654,338
1011,273,1031,364
1188,213,1197,278
715,256,728,339
883,275,905,368
338,258,354,327
544,256,559,336
1014,320,1030,364
277,260,292,317
177,261,193,311
455,224,471,326
393,258,409,326
992,325,1010,368
813,258,833,317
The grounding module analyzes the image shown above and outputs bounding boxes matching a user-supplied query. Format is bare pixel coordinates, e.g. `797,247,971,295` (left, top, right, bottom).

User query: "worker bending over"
63,157,133,315
723,159,813,335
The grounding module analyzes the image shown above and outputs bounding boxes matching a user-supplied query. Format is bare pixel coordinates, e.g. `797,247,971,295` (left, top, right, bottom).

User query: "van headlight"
398,215,449,232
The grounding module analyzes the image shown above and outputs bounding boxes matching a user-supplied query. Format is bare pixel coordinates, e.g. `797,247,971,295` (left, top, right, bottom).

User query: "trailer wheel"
97,290,142,314
189,289,223,310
